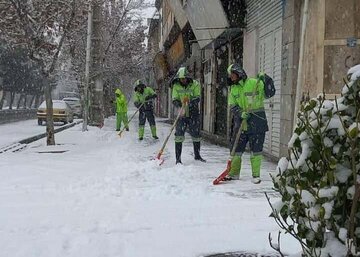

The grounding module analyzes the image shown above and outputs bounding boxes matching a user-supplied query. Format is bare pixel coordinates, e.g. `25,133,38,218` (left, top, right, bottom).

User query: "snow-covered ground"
0,112,300,257
0,119,71,148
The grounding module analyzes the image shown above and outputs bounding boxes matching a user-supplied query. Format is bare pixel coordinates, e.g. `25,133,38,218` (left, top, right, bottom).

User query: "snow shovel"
213,120,245,185
213,78,261,185
118,103,144,137
154,105,185,166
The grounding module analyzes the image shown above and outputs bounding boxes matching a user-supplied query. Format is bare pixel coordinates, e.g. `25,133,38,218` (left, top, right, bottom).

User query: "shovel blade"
150,156,165,166
213,160,232,185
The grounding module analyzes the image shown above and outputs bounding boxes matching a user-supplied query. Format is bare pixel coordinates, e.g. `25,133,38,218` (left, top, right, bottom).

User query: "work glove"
258,72,272,84
241,111,250,120
182,96,189,106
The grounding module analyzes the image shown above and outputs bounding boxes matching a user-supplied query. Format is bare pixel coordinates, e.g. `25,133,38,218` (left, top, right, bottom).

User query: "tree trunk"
89,1,104,127
30,95,36,108
23,94,27,109
0,91,5,110
44,81,55,145
17,94,23,109
104,83,112,118
34,95,40,108
83,2,93,131
9,92,15,110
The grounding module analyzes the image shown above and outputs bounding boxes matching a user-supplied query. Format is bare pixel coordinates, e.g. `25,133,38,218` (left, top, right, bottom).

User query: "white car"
62,97,82,118
37,100,74,125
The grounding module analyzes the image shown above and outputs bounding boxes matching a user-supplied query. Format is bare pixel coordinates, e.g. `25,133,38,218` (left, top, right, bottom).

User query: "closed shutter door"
251,0,282,159
259,26,282,158
246,0,283,33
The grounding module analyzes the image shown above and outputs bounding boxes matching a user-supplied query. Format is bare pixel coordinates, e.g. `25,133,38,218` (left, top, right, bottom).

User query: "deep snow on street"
0,113,299,257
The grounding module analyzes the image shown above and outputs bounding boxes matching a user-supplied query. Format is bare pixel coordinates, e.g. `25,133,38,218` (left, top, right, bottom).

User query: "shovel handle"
118,103,145,136
156,105,185,158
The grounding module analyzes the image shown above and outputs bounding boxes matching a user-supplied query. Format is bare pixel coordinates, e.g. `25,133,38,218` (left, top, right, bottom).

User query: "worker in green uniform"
133,80,158,140
226,63,275,184
115,88,129,132
171,67,206,164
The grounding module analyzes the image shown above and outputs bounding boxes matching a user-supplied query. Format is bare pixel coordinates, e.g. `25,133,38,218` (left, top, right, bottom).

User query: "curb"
0,120,83,153
19,120,83,144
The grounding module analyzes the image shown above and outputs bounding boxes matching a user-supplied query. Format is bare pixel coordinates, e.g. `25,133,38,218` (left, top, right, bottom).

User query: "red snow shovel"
154,105,185,165
118,103,144,137
213,121,245,185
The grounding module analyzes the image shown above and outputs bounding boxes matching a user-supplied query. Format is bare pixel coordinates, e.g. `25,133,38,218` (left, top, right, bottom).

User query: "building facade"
148,0,360,160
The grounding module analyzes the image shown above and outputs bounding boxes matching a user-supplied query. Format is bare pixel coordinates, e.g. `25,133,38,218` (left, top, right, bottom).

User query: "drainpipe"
293,0,309,129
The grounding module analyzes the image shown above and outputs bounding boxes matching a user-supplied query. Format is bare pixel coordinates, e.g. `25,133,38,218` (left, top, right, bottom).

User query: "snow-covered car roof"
38,100,69,109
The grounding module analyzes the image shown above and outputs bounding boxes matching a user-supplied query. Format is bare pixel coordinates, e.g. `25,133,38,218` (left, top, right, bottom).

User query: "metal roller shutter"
247,0,283,158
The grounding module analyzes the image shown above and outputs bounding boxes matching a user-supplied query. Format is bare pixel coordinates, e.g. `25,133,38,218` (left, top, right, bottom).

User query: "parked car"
62,97,82,118
37,100,74,125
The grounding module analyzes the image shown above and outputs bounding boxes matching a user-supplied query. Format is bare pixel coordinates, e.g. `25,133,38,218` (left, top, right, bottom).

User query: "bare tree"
0,0,81,145
65,0,149,125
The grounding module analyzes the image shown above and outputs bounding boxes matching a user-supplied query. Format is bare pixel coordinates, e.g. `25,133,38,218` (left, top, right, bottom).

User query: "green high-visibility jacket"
172,80,201,116
134,86,156,110
115,89,127,113
228,78,268,134
172,80,201,102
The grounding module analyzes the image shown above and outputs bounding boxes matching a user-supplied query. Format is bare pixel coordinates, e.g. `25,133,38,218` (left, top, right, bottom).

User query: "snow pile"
270,65,360,256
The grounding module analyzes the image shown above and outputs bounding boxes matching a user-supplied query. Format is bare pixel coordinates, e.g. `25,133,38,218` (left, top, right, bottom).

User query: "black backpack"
263,74,276,98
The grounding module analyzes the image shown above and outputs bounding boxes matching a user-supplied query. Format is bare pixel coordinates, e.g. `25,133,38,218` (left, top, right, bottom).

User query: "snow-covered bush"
268,65,360,257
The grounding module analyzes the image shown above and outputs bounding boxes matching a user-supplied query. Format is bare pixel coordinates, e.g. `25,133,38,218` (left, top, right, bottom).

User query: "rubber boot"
175,142,182,164
139,126,145,140
193,142,206,162
151,126,158,139
227,155,242,180
116,113,121,131
250,154,262,183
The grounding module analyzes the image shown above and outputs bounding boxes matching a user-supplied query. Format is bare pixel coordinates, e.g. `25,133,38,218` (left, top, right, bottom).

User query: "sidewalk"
0,119,80,148
0,111,299,257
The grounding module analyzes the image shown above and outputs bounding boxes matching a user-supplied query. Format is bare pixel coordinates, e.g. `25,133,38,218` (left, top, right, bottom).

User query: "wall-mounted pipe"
293,0,309,129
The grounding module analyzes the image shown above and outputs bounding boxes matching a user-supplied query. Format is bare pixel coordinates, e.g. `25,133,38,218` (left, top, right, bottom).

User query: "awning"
184,0,229,49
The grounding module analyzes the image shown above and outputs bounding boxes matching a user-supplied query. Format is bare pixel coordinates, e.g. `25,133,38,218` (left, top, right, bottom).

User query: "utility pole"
89,0,104,127
83,2,93,131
